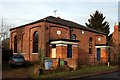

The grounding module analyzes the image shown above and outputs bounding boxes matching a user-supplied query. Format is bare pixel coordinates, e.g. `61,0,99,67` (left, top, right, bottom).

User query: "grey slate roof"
10,16,106,35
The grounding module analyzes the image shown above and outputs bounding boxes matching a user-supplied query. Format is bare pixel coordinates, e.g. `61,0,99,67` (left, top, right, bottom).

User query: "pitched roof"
10,16,106,35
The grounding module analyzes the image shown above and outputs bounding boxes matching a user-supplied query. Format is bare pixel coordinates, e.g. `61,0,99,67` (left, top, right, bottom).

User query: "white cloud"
0,0,119,2
0,1,118,34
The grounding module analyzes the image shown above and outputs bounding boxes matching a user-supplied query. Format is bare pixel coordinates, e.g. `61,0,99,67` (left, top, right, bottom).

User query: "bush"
55,65,75,72
69,67,74,71
2,48,13,61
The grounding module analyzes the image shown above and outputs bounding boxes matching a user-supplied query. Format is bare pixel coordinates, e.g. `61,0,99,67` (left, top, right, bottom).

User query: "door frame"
97,48,101,62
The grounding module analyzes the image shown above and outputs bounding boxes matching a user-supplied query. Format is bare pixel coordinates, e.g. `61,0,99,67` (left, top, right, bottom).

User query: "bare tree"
0,18,13,41
108,38,120,63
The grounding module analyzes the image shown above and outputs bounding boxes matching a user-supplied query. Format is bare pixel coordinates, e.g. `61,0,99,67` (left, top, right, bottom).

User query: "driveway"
2,62,34,79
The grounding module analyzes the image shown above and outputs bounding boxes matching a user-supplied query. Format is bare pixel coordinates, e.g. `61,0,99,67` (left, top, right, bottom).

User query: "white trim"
50,44,78,47
95,46,109,48
56,44,67,46
21,53,26,54
13,53,26,54
32,53,38,54
51,41,78,45
13,53,17,54
72,45,78,47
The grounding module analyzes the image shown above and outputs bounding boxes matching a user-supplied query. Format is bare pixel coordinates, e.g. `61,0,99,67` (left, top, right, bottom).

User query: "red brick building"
108,23,120,63
10,16,108,68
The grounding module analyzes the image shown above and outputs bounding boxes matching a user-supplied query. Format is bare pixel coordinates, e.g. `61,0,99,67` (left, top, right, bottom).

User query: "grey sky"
0,0,119,34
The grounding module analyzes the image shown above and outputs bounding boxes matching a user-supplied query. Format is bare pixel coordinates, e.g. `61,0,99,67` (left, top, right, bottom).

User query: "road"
65,70,120,80
87,71,120,78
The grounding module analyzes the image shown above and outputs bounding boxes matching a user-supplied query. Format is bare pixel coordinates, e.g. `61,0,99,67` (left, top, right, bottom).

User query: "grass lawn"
38,65,117,78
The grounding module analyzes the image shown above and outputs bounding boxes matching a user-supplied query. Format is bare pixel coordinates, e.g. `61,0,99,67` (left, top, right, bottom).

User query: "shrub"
55,66,69,72
2,48,13,61
69,67,74,71
38,48,44,65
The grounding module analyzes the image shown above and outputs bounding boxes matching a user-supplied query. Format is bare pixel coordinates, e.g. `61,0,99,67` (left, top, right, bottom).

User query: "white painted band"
32,53,38,54
51,41,78,45
95,46,109,48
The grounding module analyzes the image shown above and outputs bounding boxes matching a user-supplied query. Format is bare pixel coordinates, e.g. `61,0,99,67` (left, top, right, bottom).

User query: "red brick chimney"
113,23,119,45
57,16,61,19
114,23,118,32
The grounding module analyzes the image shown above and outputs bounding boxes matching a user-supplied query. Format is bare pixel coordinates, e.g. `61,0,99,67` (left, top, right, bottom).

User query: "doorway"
97,48,101,61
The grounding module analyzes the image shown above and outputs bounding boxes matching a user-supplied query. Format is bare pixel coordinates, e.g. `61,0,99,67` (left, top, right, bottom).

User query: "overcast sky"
0,0,119,34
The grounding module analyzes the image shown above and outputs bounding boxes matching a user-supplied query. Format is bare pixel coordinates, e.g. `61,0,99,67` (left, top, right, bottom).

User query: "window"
14,35,17,53
98,38,101,41
52,44,56,58
82,31,84,34
57,30,61,35
33,31,38,53
72,34,76,40
67,44,72,58
89,37,93,54
89,37,92,46
89,48,92,54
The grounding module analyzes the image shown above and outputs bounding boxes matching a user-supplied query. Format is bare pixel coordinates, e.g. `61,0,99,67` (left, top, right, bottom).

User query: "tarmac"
64,66,119,79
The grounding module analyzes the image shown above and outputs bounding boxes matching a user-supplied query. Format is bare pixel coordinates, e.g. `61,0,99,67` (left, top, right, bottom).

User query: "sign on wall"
52,48,56,58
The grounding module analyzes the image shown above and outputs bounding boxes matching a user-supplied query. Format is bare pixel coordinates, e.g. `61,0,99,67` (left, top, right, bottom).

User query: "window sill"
89,54,94,56
13,53,17,54
32,53,38,54
21,53,26,54
13,53,26,54
51,57,57,58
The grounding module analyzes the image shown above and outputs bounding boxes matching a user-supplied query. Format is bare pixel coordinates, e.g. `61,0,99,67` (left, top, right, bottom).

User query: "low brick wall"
51,58,59,69
51,58,78,69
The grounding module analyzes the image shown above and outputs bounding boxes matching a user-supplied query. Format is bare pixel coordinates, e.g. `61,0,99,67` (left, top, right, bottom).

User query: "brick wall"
100,48,108,63
10,22,46,61
50,44,78,69
10,21,107,64
110,24,120,63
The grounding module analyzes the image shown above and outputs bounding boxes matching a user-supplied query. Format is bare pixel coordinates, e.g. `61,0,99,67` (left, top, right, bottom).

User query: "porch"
49,39,79,69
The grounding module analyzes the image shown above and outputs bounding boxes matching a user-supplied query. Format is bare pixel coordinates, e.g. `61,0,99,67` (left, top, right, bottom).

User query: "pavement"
65,66,119,79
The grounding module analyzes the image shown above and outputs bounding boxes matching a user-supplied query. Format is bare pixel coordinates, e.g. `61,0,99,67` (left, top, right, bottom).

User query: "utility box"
44,59,53,70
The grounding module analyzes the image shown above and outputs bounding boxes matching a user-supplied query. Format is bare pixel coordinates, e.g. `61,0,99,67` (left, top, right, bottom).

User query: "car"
9,54,26,67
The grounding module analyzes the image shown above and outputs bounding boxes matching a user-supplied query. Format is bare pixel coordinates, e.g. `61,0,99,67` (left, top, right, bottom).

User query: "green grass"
38,65,117,78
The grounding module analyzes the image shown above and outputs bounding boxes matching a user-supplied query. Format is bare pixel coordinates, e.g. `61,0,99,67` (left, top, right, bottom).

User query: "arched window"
14,35,17,53
33,31,38,53
72,34,76,40
89,37,92,54
89,37,92,46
